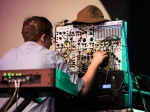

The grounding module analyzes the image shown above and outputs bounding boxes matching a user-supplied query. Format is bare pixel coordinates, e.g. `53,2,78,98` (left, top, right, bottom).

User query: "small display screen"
102,84,111,89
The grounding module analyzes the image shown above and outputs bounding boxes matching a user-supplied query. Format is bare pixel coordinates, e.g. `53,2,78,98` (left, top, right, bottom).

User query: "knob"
90,37,93,41
82,38,86,42
29,76,34,83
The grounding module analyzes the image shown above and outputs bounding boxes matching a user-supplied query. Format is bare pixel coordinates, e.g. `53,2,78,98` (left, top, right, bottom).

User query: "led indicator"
11,73,14,76
18,73,22,76
16,73,19,76
3,73,6,76
8,73,11,77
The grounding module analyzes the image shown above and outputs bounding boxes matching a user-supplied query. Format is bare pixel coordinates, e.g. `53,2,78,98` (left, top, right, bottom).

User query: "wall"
0,0,110,58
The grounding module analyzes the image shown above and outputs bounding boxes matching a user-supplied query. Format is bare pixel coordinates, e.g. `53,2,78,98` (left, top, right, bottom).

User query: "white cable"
15,79,21,112
14,80,17,88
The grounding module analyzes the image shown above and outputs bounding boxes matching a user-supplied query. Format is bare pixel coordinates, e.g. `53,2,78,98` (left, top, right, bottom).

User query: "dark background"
100,0,150,111
101,0,150,75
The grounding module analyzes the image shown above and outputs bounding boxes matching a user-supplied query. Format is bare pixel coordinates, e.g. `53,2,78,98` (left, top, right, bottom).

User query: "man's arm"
81,51,108,95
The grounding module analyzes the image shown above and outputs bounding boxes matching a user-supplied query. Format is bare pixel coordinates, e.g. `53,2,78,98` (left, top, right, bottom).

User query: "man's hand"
81,50,108,95
91,51,108,66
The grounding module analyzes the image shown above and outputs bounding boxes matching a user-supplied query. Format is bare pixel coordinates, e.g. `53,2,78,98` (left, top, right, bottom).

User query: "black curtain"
100,0,150,111
100,0,150,75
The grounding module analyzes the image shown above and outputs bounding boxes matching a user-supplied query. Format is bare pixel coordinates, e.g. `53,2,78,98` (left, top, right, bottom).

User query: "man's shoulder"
0,48,16,64
42,48,58,55
2,48,16,56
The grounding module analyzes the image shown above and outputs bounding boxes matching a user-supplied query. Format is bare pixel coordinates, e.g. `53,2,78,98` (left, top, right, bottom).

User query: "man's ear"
41,34,46,42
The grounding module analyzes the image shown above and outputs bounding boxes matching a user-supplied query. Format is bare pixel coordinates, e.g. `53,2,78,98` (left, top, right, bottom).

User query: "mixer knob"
90,37,93,41
59,37,62,40
70,37,72,40
82,38,86,42
118,60,121,63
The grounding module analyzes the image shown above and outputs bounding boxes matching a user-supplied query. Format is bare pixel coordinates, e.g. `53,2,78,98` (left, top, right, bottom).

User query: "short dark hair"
21,16,53,42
